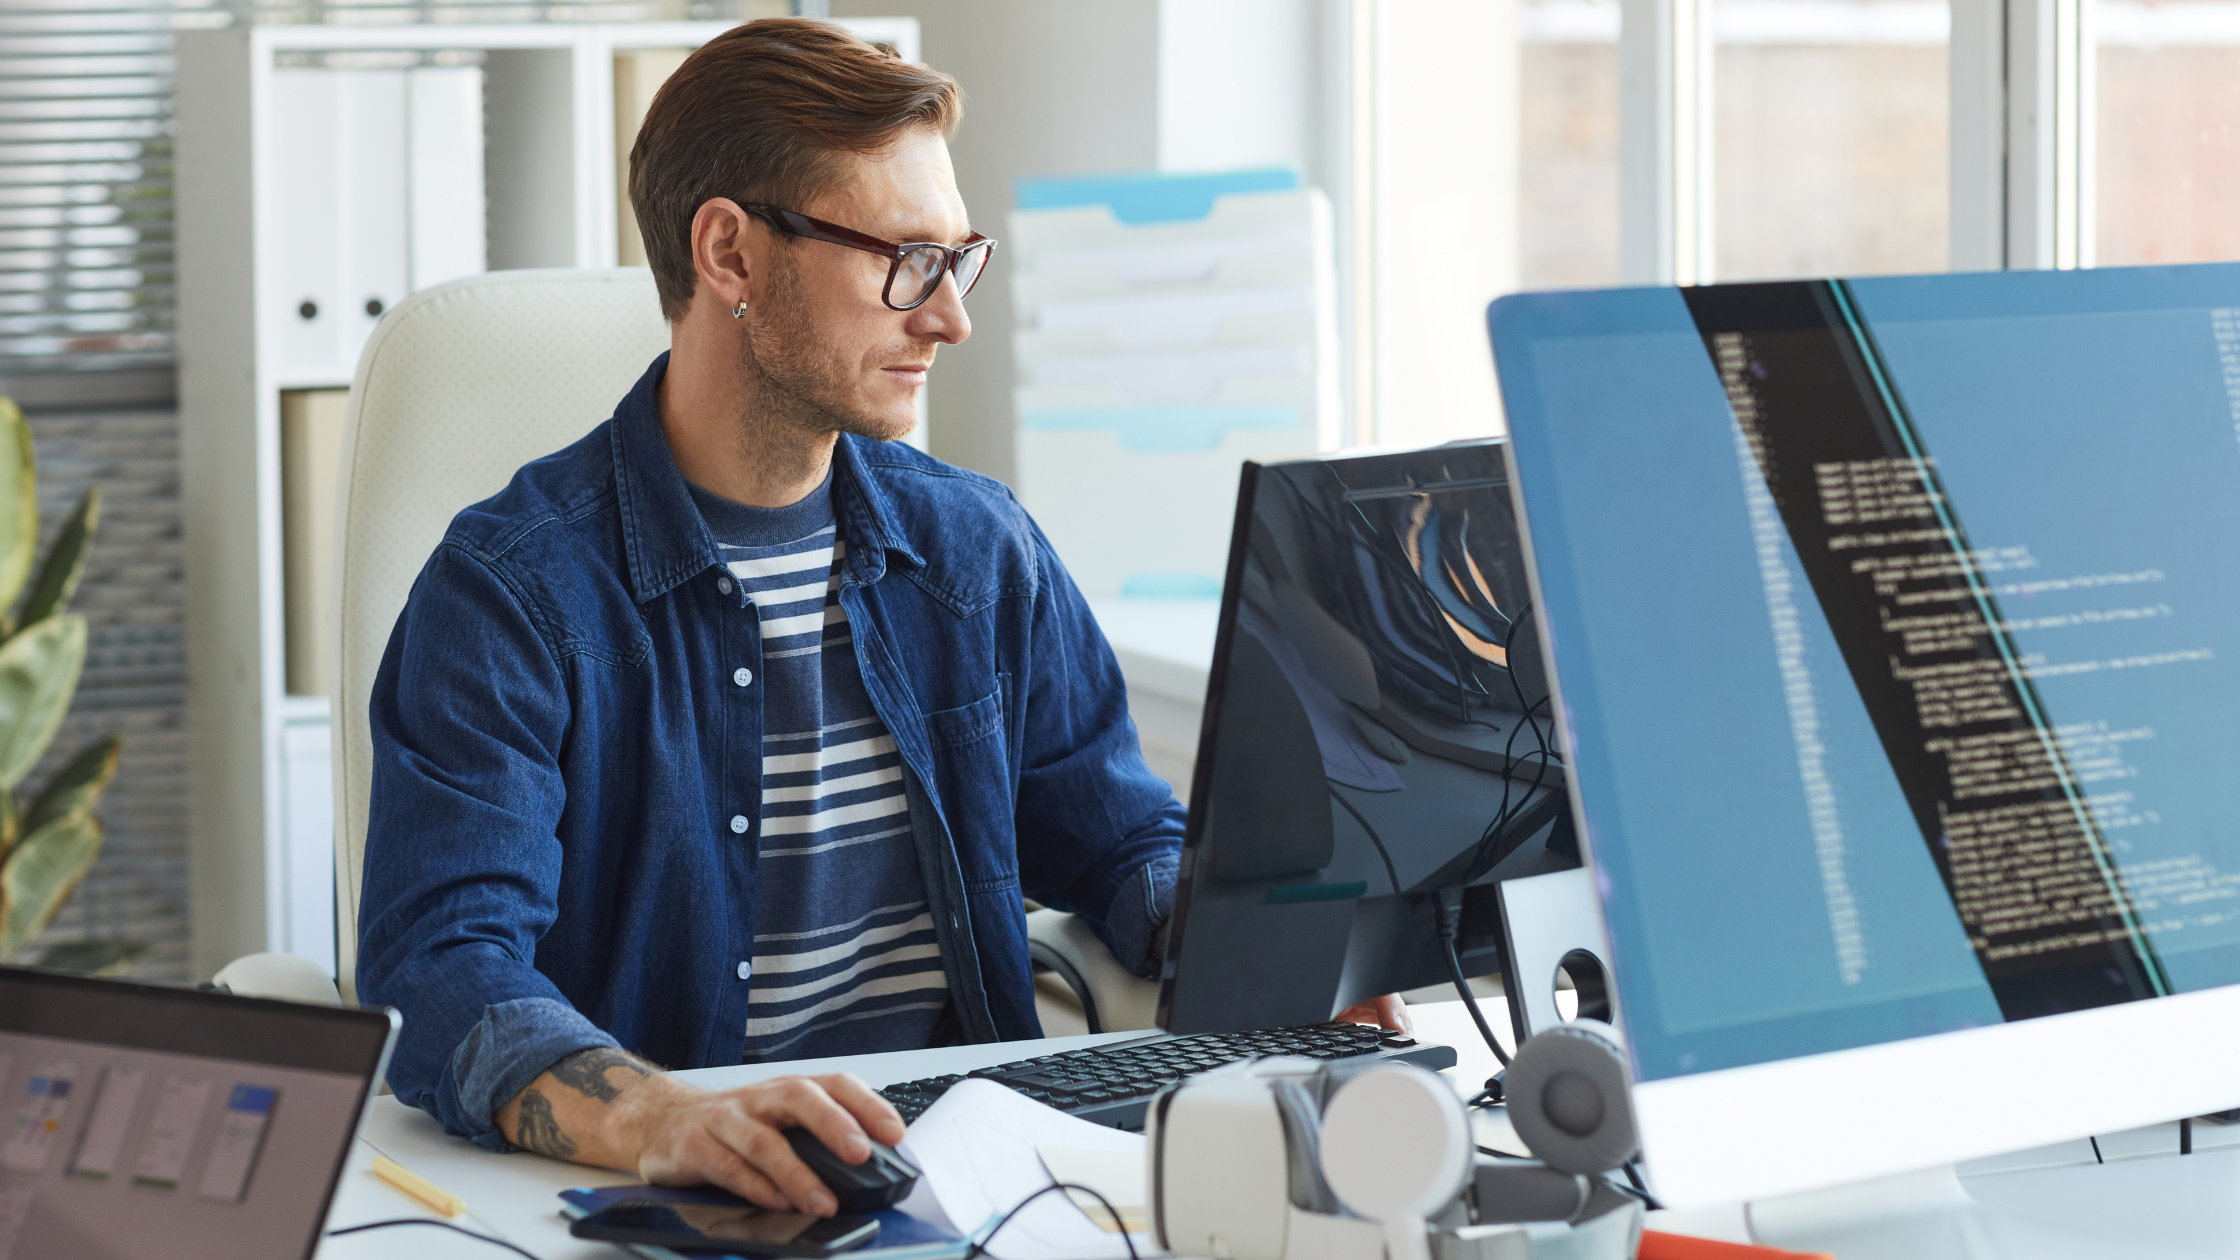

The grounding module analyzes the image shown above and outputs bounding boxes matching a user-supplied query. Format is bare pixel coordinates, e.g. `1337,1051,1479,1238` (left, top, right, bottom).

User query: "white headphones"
1317,1064,1474,1260
1502,1018,1640,1176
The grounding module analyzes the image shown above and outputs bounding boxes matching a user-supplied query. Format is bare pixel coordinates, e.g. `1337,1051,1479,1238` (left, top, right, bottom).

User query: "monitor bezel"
1487,273,2240,1209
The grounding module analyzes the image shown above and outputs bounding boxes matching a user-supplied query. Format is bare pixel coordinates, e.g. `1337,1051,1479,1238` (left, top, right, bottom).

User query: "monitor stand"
1734,1146,2240,1259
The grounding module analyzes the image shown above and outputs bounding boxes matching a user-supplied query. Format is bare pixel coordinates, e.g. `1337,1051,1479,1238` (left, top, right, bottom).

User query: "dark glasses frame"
740,203,996,312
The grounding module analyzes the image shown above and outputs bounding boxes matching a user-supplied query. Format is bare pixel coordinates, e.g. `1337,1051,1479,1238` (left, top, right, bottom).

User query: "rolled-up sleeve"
448,998,621,1152
1099,855,1179,979
356,543,607,1148
1011,520,1187,972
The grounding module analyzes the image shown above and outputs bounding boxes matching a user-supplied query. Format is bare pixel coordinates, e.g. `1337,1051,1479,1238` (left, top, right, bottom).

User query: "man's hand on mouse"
495,1047,903,1217
633,1072,903,1216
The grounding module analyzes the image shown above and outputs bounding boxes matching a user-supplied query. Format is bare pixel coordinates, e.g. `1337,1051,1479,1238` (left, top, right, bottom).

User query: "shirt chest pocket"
922,678,1014,889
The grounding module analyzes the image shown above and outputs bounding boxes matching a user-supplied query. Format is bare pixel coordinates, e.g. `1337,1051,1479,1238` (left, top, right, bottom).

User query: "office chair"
314,267,1151,1035
330,268,672,1002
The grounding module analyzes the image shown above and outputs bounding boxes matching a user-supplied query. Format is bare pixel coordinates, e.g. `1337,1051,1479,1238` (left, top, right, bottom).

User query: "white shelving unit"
174,16,919,981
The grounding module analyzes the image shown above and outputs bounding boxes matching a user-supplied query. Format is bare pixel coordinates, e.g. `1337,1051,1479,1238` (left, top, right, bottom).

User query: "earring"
732,300,748,320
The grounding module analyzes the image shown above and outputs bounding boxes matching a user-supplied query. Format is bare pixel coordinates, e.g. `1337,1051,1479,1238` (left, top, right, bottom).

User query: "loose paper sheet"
1036,1145,1148,1233
895,1079,1161,1260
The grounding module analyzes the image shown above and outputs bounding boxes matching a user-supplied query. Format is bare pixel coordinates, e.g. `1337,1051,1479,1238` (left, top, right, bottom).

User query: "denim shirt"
357,353,1185,1149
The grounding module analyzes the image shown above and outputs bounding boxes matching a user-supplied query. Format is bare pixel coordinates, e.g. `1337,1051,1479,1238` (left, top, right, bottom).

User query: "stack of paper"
896,1079,1157,1260
1010,169,1340,601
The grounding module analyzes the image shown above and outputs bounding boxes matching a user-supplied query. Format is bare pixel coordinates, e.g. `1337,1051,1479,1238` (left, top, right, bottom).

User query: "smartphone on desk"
569,1197,880,1256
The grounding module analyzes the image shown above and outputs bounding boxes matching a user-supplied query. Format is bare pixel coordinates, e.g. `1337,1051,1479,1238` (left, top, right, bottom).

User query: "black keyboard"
877,1021,1458,1131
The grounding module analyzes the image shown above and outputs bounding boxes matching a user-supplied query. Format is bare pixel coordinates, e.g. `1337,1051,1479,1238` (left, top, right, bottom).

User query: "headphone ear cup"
1503,1018,1639,1175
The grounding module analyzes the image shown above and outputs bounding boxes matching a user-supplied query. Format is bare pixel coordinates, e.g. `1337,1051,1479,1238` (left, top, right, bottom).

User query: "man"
358,18,1399,1220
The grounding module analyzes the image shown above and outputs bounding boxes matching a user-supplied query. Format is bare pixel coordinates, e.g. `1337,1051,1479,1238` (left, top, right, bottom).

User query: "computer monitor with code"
1490,264,2240,1245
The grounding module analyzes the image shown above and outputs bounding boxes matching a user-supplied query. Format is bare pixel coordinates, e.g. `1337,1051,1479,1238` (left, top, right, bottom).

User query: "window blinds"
0,2,205,403
1,0,765,408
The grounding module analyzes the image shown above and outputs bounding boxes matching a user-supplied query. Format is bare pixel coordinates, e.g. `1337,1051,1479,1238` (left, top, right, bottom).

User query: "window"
2095,0,2240,266
1715,0,1949,280
1520,0,1622,288
0,2,193,402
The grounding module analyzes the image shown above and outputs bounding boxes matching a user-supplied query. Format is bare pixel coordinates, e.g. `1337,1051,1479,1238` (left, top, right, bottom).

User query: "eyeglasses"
741,203,996,312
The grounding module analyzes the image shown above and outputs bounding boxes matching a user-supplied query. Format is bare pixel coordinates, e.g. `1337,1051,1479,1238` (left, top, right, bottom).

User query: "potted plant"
0,394,129,974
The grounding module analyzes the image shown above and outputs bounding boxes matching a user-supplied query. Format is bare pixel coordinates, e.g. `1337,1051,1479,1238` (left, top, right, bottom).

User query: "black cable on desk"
1443,936,1512,1068
1621,1161,1664,1212
325,1218,542,1260
1435,891,1512,1068
964,1182,1140,1260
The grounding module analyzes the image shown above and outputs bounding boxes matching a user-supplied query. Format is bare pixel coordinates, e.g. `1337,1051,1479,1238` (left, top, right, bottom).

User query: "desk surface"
312,1000,2240,1258
319,1029,1153,1259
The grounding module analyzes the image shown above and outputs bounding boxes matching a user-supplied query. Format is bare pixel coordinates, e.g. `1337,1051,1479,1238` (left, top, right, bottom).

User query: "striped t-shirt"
688,477,951,1063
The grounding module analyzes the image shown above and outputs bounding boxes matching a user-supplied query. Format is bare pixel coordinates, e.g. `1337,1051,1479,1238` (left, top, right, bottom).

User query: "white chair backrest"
334,268,671,999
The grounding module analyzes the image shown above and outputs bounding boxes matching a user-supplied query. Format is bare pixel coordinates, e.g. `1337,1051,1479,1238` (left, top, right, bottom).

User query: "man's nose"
907,271,973,345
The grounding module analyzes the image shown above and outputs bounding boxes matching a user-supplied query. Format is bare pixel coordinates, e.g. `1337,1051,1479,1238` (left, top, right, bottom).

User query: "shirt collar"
610,352,924,603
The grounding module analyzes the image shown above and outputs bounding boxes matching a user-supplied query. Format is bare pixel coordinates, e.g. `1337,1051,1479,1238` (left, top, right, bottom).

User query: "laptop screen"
1491,263,2240,1084
0,967,395,1260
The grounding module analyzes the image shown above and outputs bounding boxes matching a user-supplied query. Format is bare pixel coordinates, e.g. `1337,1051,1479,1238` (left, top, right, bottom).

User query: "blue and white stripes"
695,482,951,1063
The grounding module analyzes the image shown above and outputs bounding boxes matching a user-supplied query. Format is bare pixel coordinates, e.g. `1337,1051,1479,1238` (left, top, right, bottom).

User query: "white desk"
313,1000,2240,1258
318,1029,1152,1259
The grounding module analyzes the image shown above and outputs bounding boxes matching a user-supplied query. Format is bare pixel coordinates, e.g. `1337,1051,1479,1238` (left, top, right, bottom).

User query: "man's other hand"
1334,992,1411,1033
494,1048,905,1217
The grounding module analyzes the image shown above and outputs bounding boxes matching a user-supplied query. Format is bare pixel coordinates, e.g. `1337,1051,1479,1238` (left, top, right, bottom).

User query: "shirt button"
717,575,734,595
730,814,749,835
733,667,752,687
737,961,752,980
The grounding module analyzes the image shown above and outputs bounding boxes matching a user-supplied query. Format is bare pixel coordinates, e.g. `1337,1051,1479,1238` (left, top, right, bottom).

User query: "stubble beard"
737,249,917,446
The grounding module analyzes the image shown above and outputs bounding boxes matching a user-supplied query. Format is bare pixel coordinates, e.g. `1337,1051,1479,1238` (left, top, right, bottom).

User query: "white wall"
831,0,1334,483
1371,0,1521,447
1157,0,1323,178
830,0,1160,485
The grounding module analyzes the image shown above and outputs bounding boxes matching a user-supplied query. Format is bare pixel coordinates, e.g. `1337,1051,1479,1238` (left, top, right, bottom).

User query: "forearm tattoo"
514,1088,576,1159
550,1047,654,1104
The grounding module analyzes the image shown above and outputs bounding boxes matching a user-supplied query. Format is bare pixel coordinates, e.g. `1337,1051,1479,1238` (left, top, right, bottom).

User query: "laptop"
0,964,398,1260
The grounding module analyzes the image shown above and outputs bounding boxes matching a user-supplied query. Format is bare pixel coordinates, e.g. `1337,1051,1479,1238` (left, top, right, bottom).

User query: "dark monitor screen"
1157,440,1577,1033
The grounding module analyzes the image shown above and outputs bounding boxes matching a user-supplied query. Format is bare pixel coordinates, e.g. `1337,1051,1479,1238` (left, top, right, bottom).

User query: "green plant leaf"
33,938,146,977
0,811,101,959
24,735,119,838
0,785,17,868
0,614,85,790
17,486,99,631
0,399,38,632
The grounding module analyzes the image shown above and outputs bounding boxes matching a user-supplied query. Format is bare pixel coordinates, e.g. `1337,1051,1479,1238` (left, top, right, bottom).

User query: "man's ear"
691,198,759,315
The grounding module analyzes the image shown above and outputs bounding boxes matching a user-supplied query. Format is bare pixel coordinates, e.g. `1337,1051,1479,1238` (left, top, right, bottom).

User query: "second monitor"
1158,439,1577,1034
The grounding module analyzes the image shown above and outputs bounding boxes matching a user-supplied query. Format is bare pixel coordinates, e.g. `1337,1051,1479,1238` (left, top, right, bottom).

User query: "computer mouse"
784,1127,921,1215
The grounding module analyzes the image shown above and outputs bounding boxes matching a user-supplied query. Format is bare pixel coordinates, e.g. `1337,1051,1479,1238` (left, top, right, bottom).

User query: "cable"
1436,890,1511,1067
325,1219,542,1260
963,1174,1137,1255
1621,1162,1664,1212
1476,1144,1532,1160
1444,937,1511,1068
1329,786,1403,895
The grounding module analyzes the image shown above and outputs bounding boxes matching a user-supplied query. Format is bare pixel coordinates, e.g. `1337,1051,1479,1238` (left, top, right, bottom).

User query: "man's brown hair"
629,19,962,322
